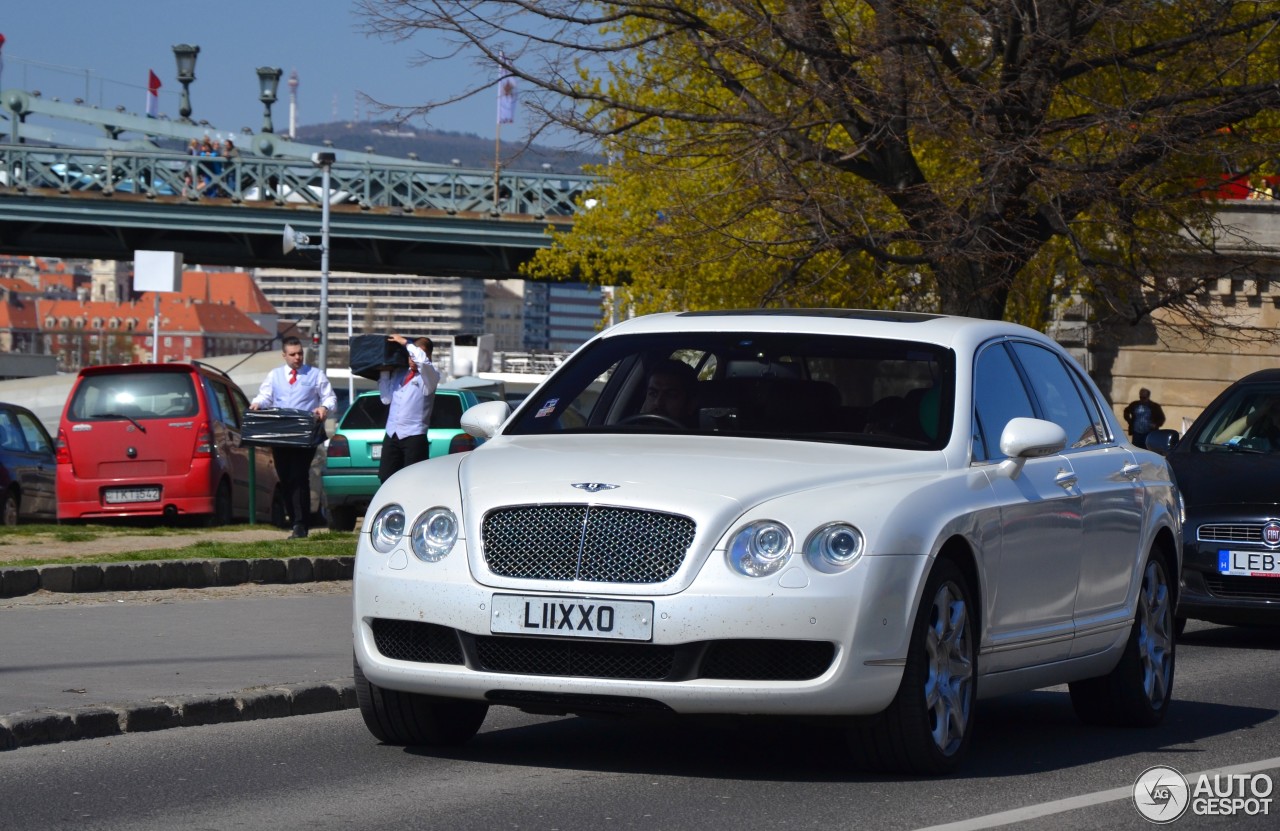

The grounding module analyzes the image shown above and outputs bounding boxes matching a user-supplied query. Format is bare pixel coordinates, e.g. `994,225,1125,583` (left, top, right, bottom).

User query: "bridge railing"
0,144,599,218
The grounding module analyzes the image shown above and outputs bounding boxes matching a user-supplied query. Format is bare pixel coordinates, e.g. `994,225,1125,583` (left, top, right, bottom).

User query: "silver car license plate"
491,594,654,641
104,487,161,504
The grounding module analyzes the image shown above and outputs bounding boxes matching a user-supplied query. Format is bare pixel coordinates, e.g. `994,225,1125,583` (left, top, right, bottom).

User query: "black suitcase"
349,333,408,381
241,408,327,448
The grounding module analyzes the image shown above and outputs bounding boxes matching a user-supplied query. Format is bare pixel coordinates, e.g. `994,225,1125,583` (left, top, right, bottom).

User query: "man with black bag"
249,336,337,539
378,334,441,482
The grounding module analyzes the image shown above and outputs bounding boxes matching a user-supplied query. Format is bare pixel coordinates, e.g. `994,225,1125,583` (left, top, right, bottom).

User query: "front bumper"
352,535,926,717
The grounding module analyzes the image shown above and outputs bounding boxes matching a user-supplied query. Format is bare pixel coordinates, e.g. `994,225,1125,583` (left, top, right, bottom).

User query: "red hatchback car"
56,362,283,524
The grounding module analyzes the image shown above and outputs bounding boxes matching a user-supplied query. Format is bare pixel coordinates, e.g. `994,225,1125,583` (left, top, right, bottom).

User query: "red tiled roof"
177,270,277,314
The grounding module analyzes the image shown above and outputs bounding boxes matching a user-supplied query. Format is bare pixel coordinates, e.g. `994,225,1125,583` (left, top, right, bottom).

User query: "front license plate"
490,594,654,641
1218,549,1280,577
104,487,161,504
370,443,382,460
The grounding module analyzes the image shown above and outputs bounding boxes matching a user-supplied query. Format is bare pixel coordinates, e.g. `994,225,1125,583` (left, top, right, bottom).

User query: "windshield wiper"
91,412,147,433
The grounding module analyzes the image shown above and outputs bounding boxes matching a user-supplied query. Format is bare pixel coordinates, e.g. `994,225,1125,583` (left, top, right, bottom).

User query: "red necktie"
402,367,416,387
288,368,297,385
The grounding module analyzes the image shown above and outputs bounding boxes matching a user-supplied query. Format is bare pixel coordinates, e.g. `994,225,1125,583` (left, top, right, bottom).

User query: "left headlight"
804,523,865,573
728,520,793,577
410,507,459,562
369,503,406,553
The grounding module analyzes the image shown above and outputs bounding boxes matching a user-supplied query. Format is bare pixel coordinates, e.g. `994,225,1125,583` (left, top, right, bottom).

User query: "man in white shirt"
250,336,337,539
378,334,442,482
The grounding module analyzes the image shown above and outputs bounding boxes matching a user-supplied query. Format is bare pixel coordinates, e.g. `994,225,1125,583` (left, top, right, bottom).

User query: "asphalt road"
2,612,1278,830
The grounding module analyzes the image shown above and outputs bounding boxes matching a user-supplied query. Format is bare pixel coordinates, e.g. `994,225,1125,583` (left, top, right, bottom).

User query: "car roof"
597,309,1053,353
1226,368,1280,386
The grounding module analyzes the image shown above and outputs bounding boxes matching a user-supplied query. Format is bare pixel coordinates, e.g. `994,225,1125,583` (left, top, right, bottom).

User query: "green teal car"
322,388,487,531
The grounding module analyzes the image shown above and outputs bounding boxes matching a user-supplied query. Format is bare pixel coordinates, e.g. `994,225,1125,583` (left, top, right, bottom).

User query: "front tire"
848,559,976,774
1069,553,1175,727
354,657,488,746
1,488,18,526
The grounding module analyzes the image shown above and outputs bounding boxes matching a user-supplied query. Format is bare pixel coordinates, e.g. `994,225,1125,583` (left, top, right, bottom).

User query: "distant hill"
293,121,603,173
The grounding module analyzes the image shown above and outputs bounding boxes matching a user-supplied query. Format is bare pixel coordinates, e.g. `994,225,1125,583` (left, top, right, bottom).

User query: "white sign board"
133,250,183,292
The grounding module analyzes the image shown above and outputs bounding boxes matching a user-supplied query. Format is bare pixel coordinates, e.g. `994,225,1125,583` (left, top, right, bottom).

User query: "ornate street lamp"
172,43,200,123
256,66,282,134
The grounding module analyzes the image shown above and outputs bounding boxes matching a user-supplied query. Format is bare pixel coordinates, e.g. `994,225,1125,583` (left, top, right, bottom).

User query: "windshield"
1191,384,1280,453
505,331,955,449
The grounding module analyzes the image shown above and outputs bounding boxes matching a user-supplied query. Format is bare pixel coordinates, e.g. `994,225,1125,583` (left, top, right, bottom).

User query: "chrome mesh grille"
482,505,696,583
1198,524,1264,545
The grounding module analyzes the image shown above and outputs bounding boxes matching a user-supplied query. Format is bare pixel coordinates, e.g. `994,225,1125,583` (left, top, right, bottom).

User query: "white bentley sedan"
352,310,1181,774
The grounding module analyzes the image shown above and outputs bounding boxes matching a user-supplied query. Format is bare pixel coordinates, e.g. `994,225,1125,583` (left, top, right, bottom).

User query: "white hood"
457,434,947,559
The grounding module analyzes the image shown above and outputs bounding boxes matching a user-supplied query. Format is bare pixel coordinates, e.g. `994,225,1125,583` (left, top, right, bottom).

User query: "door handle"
1121,462,1142,480
1054,469,1078,489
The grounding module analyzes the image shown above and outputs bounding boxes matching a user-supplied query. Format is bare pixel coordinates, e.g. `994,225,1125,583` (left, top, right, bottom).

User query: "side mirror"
1143,429,1180,456
461,399,512,439
997,417,1068,479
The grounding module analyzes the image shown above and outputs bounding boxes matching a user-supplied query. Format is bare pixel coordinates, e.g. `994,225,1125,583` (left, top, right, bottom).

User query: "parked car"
1146,368,1280,631
351,309,1182,774
0,402,57,525
322,387,487,532
56,362,283,524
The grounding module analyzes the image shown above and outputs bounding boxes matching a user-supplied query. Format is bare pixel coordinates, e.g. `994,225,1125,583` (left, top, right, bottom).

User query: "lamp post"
256,66,282,134
314,151,335,372
172,44,199,124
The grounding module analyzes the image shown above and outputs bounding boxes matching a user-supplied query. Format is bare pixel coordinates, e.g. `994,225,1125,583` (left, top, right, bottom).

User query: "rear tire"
327,505,357,532
354,657,487,746
1069,553,1175,727
847,559,976,774
206,479,233,527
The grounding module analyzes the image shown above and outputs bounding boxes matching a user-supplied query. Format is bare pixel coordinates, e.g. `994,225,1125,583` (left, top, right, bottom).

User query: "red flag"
146,70,161,118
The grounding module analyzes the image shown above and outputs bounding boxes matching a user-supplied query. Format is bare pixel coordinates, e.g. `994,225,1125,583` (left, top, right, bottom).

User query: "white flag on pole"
497,53,517,125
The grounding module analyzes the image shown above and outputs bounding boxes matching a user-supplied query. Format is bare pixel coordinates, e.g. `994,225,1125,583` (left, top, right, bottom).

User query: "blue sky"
1,1,512,141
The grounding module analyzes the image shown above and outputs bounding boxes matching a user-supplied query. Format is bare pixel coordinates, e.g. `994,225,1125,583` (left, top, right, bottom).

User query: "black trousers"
378,433,429,483
272,444,318,529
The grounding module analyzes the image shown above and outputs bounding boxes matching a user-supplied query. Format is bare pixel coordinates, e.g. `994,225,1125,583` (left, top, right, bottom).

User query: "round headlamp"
805,523,865,572
728,521,793,577
369,504,406,553
410,507,459,562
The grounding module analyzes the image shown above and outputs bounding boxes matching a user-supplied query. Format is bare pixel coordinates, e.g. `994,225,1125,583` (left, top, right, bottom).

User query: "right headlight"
369,503,406,553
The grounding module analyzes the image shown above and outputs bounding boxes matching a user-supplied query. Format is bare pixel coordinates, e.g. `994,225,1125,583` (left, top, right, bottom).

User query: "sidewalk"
0,557,358,751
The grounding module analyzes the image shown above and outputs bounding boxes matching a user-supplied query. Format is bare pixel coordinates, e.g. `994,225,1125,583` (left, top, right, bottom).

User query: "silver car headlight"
728,521,793,577
805,523,865,573
410,507,459,562
370,504,406,553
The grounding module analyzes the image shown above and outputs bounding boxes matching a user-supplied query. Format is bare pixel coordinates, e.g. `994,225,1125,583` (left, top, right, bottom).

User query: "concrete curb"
0,555,355,598
0,679,358,751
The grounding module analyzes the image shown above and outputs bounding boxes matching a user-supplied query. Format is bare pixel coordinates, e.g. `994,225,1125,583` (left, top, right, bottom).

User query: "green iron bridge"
0,88,598,277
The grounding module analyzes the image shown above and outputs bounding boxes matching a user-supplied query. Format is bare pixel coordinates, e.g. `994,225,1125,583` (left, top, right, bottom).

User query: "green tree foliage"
361,0,1280,327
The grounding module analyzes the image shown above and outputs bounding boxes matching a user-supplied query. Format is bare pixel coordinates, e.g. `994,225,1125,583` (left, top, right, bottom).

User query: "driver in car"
639,359,699,427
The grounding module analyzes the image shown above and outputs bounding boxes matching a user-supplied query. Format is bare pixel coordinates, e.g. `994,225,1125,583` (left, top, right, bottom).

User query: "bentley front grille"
482,504,696,583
